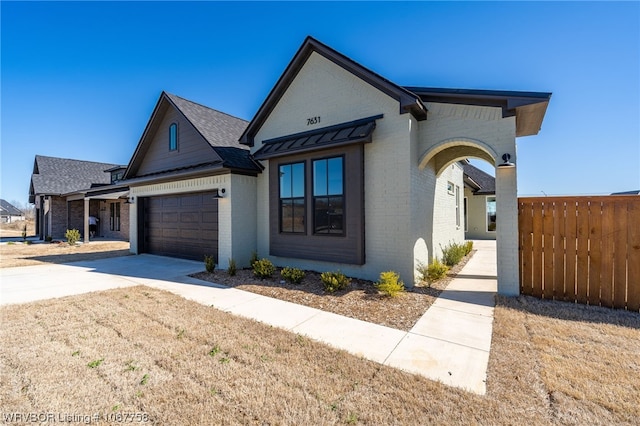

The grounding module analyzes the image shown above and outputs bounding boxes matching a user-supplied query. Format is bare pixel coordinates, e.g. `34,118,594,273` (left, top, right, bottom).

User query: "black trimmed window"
169,123,178,151
313,156,344,235
279,162,305,233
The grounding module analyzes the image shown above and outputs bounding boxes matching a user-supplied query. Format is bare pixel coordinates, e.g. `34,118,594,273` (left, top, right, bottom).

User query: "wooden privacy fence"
518,195,640,311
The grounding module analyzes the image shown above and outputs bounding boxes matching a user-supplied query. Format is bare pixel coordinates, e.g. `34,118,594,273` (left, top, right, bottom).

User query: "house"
29,155,130,241
125,36,551,295
0,199,24,223
462,161,497,240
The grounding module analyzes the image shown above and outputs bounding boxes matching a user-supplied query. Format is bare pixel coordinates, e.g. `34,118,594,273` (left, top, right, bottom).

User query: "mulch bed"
192,251,475,332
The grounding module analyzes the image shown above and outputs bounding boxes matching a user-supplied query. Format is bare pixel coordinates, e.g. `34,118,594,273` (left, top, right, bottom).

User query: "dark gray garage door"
144,192,218,261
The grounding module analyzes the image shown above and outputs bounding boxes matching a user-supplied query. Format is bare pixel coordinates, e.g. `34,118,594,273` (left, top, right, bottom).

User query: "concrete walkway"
0,240,497,394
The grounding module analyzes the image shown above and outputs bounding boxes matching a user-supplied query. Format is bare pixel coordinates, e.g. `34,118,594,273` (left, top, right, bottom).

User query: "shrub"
204,255,216,273
253,258,275,279
375,271,404,297
21,225,27,241
45,235,52,242
441,241,468,267
281,267,305,284
463,240,474,256
227,258,237,276
425,258,449,285
250,251,259,268
65,229,81,245
320,271,350,293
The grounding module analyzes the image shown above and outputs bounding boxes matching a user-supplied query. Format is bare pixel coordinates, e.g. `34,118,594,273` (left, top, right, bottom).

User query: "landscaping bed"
192,251,474,332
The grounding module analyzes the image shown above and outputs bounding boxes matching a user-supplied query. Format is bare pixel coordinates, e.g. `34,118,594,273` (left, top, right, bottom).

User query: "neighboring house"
612,190,640,195
29,155,130,241
125,36,551,294
462,162,497,240
0,199,24,223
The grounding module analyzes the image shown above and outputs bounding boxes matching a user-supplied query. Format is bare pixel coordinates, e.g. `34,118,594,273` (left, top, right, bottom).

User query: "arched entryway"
418,138,520,296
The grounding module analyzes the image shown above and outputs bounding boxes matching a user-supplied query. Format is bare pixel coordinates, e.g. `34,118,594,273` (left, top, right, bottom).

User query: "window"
169,123,178,151
464,197,468,232
455,185,460,227
313,157,344,235
110,202,121,231
487,196,496,232
447,181,455,195
279,162,305,233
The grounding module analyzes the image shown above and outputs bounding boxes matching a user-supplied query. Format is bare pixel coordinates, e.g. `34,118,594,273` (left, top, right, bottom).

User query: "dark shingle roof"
0,199,23,216
165,93,249,149
30,155,120,197
462,162,495,195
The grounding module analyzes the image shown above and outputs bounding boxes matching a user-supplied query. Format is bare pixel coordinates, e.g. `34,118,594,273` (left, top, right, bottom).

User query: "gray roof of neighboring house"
30,155,121,201
462,162,495,195
0,199,23,216
611,190,640,195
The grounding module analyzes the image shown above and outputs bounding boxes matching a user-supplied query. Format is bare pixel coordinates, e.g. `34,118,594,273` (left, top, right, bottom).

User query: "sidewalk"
0,241,497,395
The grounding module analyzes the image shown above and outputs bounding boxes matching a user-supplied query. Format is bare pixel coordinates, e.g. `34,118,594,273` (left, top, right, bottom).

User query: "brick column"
495,164,519,295
84,198,90,243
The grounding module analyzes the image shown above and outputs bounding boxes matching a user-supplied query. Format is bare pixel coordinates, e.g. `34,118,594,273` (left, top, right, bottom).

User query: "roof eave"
240,36,426,147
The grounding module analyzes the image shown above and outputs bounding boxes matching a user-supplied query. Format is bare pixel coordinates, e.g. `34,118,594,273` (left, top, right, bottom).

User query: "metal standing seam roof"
253,115,383,160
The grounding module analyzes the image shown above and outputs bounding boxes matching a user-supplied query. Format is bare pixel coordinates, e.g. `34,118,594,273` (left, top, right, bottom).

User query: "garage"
143,192,218,261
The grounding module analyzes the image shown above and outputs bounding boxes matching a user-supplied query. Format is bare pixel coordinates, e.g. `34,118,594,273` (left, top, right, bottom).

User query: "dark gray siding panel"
136,108,221,176
144,192,218,261
268,144,365,264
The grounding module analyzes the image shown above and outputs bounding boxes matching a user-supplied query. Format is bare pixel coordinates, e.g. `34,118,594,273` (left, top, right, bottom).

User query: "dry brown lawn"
1,285,638,425
0,241,130,268
0,219,34,238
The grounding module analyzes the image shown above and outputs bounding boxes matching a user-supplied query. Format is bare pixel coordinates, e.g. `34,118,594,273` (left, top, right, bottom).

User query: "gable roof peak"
240,36,427,146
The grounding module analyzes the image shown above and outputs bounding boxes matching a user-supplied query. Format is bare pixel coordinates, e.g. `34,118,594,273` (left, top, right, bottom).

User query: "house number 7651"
306,116,321,126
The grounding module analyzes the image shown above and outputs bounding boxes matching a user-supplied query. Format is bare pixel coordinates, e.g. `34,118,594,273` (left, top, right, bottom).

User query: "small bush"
250,251,259,268
204,255,216,273
425,258,449,285
227,258,237,276
441,241,468,267
375,271,405,297
463,241,474,256
281,267,305,284
45,235,52,242
65,229,81,245
22,225,27,241
320,271,350,293
253,258,275,279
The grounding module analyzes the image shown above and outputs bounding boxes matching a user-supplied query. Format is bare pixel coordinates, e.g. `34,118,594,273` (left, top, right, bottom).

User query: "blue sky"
2,1,638,206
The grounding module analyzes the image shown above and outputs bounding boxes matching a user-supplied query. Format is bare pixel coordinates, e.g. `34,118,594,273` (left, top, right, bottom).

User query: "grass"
1,285,637,424
0,241,130,268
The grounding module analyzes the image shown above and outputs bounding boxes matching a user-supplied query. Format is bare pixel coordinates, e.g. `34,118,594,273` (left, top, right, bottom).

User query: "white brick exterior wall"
416,102,519,295
252,53,466,286
432,163,465,260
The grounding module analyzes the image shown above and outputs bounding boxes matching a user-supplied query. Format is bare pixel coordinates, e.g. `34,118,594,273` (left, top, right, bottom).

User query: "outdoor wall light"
213,188,226,199
124,197,135,204
498,153,515,168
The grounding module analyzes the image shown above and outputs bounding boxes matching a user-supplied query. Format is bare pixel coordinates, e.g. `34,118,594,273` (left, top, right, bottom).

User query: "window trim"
312,155,345,236
267,144,365,265
486,195,497,232
278,162,306,234
169,122,178,151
